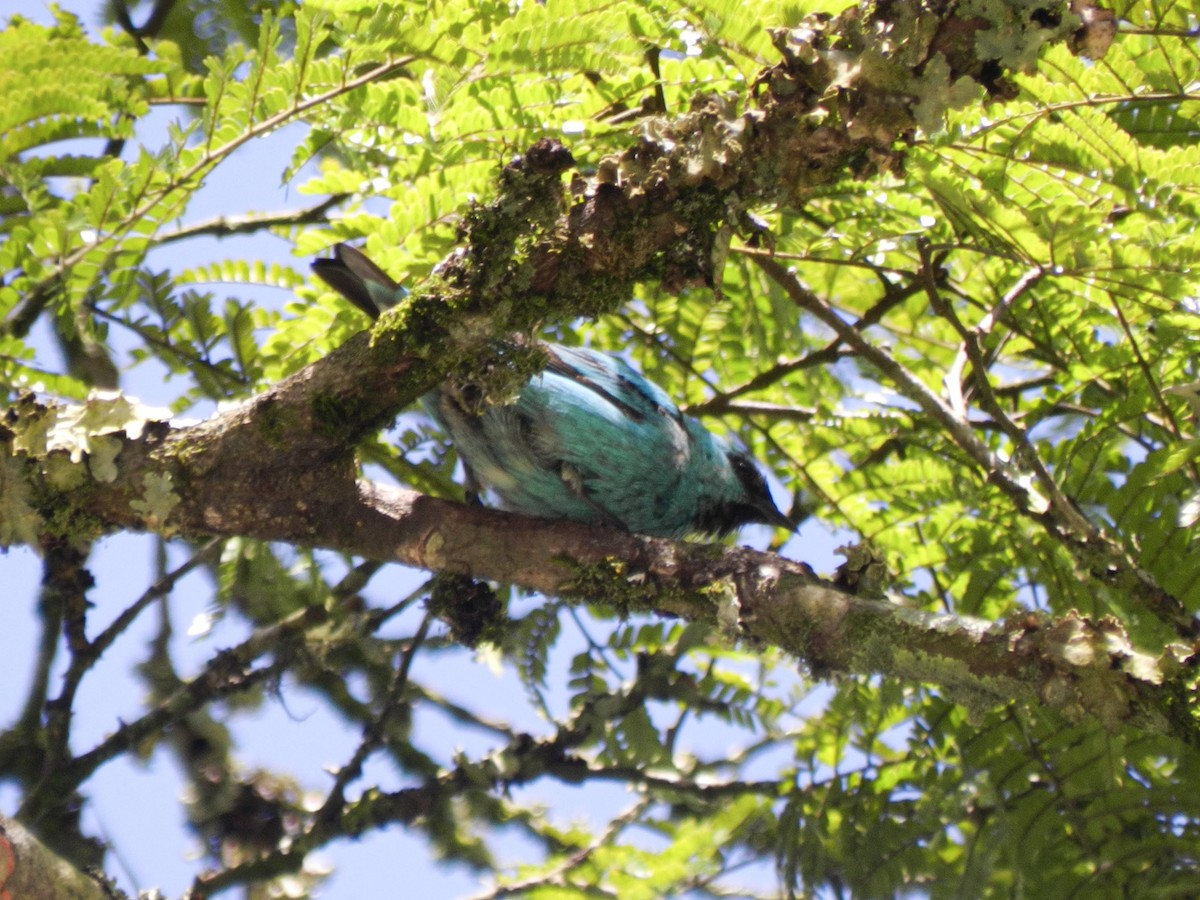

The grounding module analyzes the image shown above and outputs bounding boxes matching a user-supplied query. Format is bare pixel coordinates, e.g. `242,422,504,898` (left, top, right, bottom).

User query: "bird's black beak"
756,497,794,532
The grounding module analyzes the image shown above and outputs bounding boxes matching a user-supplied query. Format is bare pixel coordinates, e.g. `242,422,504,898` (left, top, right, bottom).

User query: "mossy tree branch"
4,393,1197,745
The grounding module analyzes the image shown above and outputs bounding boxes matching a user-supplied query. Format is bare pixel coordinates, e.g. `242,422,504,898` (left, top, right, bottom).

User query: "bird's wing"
515,346,692,530
540,345,684,427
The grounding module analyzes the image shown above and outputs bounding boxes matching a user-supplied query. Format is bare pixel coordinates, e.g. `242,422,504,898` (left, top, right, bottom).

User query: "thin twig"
751,253,1196,638
6,54,415,339
33,540,225,792
313,610,434,834
55,606,325,792
155,196,350,247
90,539,224,666
469,800,650,900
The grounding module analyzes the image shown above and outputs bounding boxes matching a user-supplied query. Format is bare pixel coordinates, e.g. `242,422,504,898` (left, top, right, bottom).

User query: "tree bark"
0,814,115,900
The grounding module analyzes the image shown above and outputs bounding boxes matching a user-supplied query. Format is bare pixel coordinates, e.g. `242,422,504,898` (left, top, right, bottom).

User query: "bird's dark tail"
312,244,406,320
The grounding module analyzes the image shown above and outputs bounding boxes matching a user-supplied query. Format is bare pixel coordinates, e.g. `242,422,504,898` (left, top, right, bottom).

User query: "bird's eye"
729,452,764,490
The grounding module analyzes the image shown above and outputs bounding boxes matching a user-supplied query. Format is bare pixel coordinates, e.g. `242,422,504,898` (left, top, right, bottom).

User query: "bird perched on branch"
313,243,792,539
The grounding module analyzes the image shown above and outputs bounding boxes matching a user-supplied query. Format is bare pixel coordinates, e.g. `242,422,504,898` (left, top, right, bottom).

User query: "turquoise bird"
314,244,792,538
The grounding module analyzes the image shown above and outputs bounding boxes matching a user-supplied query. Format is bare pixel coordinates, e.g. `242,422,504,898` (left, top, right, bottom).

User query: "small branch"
8,56,416,332
931,249,1044,415
36,541,95,794
38,606,324,800
695,400,816,422
469,801,650,900
89,305,252,394
313,611,433,835
692,246,924,416
155,196,350,247
1107,295,1195,484
1118,25,1200,38
84,539,223,684
750,253,1197,639
18,541,225,839
112,0,178,48
412,684,521,740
